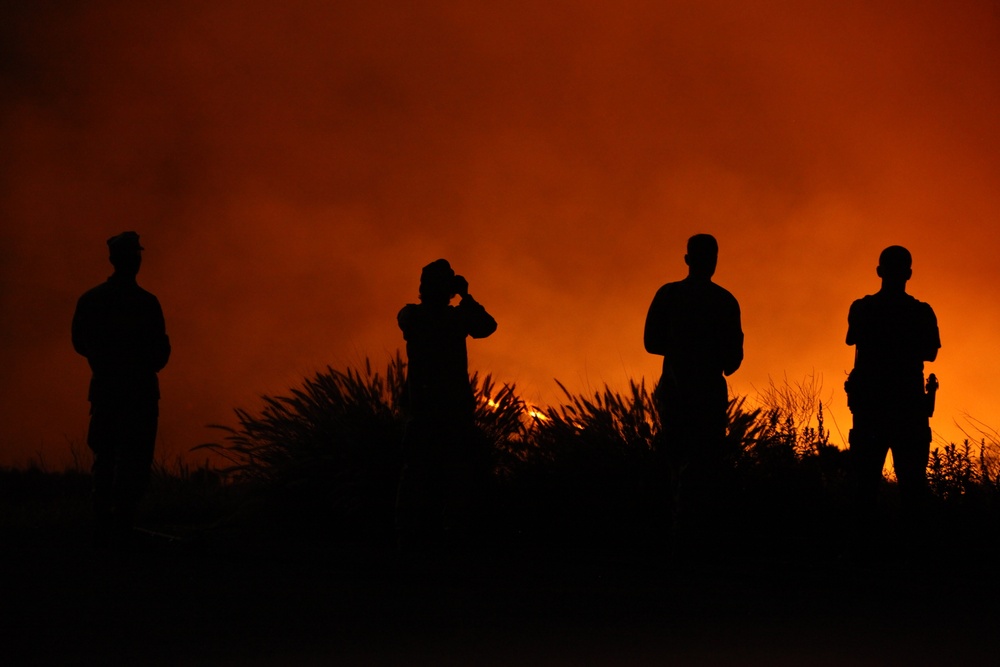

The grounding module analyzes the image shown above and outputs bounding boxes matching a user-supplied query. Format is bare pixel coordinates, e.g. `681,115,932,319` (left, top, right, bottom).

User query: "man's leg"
661,381,729,550
87,402,123,547
395,420,426,554
654,387,687,540
114,401,158,536
891,421,932,548
848,419,890,553
395,418,448,554
442,421,490,539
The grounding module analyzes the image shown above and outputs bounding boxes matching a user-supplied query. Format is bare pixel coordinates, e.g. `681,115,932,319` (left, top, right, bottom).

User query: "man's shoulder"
397,303,419,323
854,291,932,308
699,280,740,311
648,281,684,312
652,279,738,302
398,302,442,325
77,281,112,305
709,280,738,301
654,278,715,295
80,279,158,299
907,293,935,312
850,292,936,324
74,281,165,341
910,295,937,326
133,285,162,310
653,280,683,295
849,294,875,311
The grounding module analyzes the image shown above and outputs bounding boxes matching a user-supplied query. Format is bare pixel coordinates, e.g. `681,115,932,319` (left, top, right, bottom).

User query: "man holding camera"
396,259,497,549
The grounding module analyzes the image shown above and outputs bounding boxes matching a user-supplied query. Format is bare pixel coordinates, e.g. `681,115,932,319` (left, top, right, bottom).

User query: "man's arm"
453,277,497,339
721,298,744,377
71,296,91,358
922,303,940,363
846,299,862,347
150,297,171,372
643,286,669,356
458,294,497,339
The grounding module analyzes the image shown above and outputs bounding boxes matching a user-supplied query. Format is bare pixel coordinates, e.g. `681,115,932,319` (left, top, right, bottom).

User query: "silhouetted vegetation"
8,357,999,560
184,357,998,557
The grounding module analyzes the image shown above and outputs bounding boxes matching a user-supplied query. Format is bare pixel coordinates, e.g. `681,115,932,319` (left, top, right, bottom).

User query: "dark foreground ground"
3,478,1000,666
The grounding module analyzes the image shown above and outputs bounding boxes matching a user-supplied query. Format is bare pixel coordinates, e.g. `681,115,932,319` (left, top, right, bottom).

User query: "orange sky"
2,1,999,468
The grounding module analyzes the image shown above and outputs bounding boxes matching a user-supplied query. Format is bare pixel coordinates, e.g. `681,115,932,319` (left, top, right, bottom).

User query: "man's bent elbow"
723,353,744,376
471,321,498,339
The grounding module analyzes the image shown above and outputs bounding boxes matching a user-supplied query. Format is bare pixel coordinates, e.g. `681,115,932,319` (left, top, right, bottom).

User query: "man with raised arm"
396,259,497,550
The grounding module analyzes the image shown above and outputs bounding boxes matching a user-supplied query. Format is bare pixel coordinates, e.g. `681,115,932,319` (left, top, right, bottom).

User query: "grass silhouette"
7,355,997,550
185,355,998,560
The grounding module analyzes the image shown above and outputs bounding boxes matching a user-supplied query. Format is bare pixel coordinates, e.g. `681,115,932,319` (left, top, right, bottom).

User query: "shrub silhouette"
197,356,997,550
501,379,659,540
197,355,407,538
198,354,529,540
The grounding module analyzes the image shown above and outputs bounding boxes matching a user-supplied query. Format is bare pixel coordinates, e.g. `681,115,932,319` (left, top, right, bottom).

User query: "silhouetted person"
72,232,170,549
395,259,497,550
644,234,743,535
845,245,940,541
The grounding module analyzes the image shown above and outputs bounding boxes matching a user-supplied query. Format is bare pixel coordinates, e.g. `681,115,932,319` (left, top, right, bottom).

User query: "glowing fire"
485,398,549,421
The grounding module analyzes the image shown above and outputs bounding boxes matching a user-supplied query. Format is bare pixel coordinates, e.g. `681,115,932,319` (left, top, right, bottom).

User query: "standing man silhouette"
644,234,744,529
72,232,170,548
845,245,940,530
396,259,497,549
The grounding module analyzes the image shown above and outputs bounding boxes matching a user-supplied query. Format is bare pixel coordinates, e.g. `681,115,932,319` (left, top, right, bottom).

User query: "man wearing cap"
72,232,171,548
395,259,497,549
644,234,744,532
845,245,940,534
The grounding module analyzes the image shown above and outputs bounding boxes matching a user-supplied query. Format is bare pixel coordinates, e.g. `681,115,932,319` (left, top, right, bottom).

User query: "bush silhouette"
197,356,997,552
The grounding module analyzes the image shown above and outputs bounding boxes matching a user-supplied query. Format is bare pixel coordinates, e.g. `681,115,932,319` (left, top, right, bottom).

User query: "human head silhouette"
419,259,456,305
876,245,912,287
685,233,718,279
108,231,143,277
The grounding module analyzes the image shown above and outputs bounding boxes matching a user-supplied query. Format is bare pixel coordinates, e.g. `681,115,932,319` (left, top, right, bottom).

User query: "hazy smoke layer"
2,1,998,466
